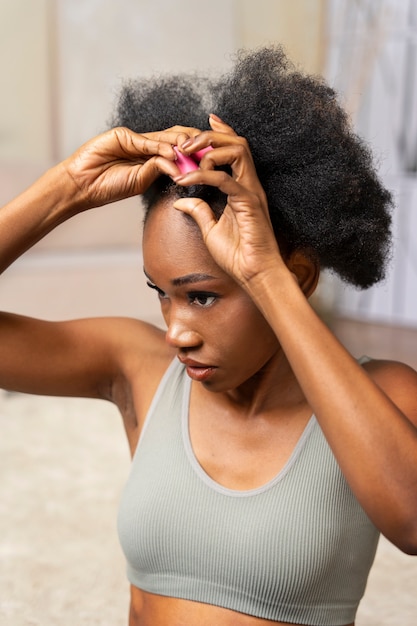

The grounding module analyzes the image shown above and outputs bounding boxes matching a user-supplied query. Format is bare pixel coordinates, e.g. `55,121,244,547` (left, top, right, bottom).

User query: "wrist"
29,160,94,225
244,258,296,297
53,160,91,214
244,262,306,322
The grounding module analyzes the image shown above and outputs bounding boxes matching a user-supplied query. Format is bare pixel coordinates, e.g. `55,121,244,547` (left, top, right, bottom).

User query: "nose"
165,310,202,350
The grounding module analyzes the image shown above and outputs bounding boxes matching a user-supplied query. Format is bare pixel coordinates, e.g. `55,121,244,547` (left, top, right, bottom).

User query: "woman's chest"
118,403,376,623
117,362,379,624
188,393,313,491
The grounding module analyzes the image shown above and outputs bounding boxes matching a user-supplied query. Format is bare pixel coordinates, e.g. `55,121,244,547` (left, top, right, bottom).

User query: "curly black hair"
110,46,393,289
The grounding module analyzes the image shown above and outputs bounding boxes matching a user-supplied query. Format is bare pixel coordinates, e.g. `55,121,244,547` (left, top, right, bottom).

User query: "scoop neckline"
181,373,316,498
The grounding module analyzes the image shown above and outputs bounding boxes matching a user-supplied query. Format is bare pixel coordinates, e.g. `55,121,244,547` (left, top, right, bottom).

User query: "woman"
1,47,416,626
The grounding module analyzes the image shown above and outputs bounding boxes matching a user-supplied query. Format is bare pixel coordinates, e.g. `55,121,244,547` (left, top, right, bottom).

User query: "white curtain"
325,0,417,327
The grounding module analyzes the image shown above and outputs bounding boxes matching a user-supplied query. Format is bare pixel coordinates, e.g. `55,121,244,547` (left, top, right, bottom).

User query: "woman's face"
142,198,281,393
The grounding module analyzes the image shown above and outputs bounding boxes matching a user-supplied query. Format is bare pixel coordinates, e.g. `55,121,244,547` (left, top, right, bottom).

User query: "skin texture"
0,121,416,625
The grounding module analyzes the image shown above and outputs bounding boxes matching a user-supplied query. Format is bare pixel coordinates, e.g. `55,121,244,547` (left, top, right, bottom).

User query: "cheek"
218,301,277,353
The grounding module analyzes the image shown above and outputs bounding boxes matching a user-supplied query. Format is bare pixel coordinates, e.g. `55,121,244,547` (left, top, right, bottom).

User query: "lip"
178,357,217,382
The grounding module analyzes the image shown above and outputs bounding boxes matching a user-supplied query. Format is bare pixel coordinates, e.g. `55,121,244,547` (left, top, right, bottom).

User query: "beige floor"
1,256,417,625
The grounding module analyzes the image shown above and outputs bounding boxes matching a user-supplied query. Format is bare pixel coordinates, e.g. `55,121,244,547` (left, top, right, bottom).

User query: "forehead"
142,198,219,279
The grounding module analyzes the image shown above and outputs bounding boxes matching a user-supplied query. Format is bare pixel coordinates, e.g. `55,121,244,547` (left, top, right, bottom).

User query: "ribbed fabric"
117,358,380,625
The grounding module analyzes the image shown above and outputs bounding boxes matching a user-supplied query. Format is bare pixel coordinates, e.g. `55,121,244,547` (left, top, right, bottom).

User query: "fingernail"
209,113,224,123
180,138,194,149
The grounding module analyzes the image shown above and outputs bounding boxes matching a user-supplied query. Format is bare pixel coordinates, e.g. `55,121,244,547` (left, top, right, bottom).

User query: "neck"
220,351,305,418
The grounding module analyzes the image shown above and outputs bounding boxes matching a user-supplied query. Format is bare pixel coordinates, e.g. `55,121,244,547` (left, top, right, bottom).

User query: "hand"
62,126,200,210
172,116,284,287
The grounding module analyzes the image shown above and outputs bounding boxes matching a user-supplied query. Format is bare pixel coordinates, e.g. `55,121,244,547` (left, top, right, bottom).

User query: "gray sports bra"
117,358,379,625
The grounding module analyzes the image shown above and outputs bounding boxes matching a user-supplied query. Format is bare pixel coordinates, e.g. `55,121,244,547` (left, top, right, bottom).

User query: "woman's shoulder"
360,356,417,380
96,315,174,388
360,357,417,425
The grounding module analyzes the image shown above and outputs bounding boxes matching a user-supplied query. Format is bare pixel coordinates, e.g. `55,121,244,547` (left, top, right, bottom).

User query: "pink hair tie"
173,147,199,174
173,145,214,174
191,146,214,162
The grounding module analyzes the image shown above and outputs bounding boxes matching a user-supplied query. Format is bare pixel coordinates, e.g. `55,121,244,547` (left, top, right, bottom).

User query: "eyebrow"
172,273,217,286
144,269,216,287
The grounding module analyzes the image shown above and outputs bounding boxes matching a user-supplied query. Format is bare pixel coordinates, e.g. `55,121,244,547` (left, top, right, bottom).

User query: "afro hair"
110,46,393,289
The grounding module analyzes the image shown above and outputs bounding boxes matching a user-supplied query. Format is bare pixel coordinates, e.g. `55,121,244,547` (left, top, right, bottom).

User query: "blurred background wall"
0,0,327,324
325,0,417,327
1,0,416,331
1,5,417,624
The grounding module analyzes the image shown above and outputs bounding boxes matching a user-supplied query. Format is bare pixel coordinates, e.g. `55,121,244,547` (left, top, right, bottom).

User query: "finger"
173,168,268,220
167,124,202,136
142,126,201,156
174,169,254,206
179,131,252,169
153,154,184,178
208,114,238,136
197,140,266,202
149,125,201,150
114,128,176,160
172,197,218,241
135,155,182,190
178,143,263,193
198,143,254,174
179,129,231,153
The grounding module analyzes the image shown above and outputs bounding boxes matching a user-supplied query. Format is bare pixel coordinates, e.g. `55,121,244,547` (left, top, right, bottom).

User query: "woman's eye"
189,293,217,307
146,281,168,299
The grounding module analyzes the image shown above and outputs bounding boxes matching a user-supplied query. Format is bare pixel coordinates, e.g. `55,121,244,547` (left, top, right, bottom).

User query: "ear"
286,249,320,298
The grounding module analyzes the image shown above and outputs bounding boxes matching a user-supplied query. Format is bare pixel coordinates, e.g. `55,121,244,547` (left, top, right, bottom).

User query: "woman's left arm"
250,264,417,555
172,116,417,555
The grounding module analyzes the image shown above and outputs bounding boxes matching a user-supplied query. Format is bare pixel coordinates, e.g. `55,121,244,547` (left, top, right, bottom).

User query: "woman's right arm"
0,126,187,399
0,126,187,271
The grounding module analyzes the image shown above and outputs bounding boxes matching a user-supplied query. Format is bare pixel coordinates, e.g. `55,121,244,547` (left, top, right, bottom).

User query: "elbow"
396,542,417,556
388,517,417,556
398,538,417,556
